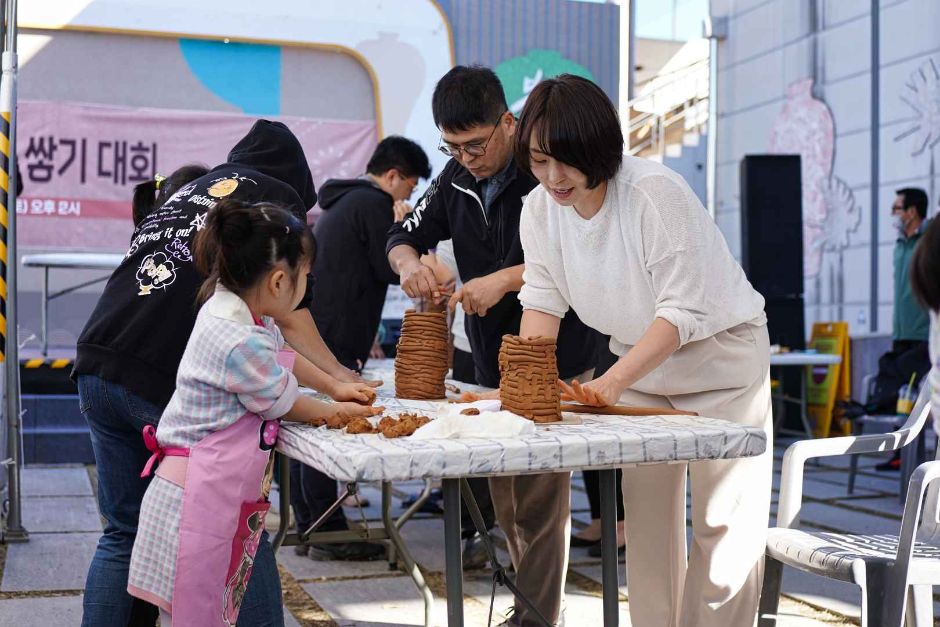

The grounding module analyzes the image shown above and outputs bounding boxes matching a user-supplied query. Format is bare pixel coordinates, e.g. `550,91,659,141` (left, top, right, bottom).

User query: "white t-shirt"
435,239,471,354
519,156,766,355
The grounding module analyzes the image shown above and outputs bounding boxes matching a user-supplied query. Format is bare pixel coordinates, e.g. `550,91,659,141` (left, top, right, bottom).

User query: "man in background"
291,135,432,560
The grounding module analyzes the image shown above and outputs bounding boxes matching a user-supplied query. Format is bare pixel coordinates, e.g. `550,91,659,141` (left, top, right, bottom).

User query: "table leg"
41,267,49,357
382,482,434,627
598,469,620,626
273,453,291,551
799,367,814,439
442,478,464,626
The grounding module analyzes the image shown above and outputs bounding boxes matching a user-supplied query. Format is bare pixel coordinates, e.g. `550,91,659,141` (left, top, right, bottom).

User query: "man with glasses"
291,135,431,562
386,65,595,626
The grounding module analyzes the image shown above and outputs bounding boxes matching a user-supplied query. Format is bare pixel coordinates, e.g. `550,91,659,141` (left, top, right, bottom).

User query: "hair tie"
154,174,166,190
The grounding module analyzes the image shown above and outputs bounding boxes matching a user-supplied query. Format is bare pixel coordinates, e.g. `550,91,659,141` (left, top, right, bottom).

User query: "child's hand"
331,381,378,404
333,401,384,418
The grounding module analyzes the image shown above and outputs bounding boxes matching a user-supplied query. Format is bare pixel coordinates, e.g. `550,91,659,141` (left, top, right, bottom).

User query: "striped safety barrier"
22,358,72,370
0,110,9,362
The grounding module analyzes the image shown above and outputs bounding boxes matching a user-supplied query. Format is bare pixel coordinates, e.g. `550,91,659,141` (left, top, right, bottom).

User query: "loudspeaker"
764,296,806,351
740,155,803,298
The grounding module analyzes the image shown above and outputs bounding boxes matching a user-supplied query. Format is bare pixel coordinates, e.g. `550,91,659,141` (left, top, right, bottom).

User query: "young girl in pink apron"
127,199,381,626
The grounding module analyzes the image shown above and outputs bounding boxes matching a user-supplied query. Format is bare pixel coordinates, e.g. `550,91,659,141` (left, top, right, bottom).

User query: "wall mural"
769,78,861,322
894,56,940,205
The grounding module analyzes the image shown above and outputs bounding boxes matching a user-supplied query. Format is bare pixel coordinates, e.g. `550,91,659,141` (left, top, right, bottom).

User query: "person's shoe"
341,493,371,508
293,544,309,557
462,534,490,570
569,534,600,548
876,453,902,471
587,542,625,559
308,541,385,561
401,488,444,514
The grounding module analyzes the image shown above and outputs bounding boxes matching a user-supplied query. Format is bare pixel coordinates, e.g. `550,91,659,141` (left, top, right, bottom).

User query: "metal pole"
598,469,620,625
619,1,635,151
703,16,727,221
442,478,464,626
869,0,880,333
1,0,26,542
40,267,47,356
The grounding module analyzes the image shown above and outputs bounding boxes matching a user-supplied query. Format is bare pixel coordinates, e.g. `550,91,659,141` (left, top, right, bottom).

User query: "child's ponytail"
132,164,209,226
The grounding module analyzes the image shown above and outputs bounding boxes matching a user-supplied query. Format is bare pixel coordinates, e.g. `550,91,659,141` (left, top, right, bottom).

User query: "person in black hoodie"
310,135,431,370
386,66,596,627
73,120,376,627
290,136,430,562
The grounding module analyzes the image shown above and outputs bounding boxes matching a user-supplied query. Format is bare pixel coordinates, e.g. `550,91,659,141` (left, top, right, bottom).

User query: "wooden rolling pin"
560,403,697,417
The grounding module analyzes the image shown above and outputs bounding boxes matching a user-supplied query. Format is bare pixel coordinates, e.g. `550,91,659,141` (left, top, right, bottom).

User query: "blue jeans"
79,375,284,627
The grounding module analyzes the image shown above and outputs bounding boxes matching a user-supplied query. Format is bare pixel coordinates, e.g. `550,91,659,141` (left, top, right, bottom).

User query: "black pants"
453,347,496,538
290,459,347,534
582,334,625,522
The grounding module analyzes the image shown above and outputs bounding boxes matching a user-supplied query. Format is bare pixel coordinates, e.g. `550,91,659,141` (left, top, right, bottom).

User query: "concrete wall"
711,0,940,338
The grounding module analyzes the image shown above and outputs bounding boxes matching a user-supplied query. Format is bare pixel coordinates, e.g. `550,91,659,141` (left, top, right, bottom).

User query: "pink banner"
16,100,377,250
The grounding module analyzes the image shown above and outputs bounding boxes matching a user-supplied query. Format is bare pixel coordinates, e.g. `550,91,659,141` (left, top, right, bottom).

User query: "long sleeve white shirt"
434,239,471,353
519,156,766,357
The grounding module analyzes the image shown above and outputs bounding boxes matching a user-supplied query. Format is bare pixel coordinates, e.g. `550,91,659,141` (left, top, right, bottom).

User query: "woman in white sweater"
513,74,772,627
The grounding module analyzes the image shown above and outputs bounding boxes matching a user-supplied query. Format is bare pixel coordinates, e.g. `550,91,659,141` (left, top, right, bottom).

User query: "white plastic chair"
758,387,937,626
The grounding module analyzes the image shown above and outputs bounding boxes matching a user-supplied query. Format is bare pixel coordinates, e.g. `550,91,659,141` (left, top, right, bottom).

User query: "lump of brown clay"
394,310,449,400
498,334,561,423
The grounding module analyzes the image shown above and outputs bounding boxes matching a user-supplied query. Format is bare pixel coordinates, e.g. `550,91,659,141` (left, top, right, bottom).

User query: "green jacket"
893,218,931,342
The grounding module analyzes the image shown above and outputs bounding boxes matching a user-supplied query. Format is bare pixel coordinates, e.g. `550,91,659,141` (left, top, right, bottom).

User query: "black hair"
432,65,508,133
132,164,209,226
193,198,316,304
910,216,940,312
366,136,432,180
897,187,929,220
514,74,623,189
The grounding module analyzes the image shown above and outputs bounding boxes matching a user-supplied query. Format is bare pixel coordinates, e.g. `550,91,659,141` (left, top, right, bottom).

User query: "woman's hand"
559,375,622,408
330,381,379,404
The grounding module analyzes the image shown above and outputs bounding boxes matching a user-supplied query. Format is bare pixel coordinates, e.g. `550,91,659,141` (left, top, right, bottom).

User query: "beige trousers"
619,323,773,627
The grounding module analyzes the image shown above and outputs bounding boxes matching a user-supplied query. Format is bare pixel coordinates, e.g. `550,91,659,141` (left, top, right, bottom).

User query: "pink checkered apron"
130,349,294,626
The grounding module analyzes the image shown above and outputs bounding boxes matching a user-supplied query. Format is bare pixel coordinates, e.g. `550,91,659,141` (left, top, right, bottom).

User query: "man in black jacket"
291,136,431,562
73,120,376,627
310,136,430,370
386,66,596,627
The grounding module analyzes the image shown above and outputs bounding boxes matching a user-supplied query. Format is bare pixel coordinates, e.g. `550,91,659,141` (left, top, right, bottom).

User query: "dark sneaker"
308,541,386,561
587,542,625,559
401,488,444,514
876,454,902,471
293,544,309,557
462,534,490,570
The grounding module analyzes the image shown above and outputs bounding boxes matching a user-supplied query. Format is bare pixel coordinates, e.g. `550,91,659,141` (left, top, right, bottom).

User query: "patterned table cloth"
276,359,767,483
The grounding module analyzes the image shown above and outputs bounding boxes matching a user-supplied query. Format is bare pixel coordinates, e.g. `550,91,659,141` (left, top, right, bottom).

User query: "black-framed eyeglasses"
437,112,506,158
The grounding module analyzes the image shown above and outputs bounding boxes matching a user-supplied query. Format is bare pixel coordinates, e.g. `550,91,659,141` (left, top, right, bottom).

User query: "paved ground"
0,437,927,626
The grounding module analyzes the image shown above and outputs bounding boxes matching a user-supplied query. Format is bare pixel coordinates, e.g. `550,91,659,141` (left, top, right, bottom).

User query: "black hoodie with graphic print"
309,178,400,371
73,120,317,407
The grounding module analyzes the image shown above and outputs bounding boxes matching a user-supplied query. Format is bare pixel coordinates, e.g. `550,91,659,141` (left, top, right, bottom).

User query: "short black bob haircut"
366,135,432,180
432,65,508,133
514,74,623,190
897,187,929,219
910,215,940,312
